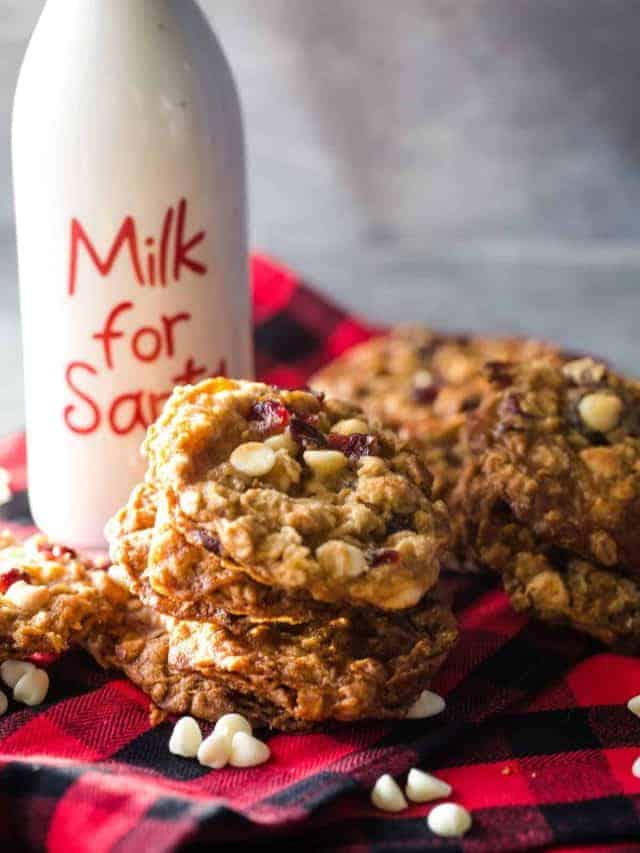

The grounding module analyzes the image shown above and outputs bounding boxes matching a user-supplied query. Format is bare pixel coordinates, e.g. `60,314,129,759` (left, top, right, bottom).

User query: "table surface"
2,0,640,436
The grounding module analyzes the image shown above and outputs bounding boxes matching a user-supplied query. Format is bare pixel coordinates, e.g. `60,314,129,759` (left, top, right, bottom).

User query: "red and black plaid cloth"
1,254,639,853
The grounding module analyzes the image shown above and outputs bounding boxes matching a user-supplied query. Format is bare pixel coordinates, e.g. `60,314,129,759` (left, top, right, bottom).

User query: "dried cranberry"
328,433,380,460
369,549,400,567
0,569,30,593
290,416,328,450
195,530,222,555
412,383,442,405
248,399,291,433
460,394,481,413
486,361,514,389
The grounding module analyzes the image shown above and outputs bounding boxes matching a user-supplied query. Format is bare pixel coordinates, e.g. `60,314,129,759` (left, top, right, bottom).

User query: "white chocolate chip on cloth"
108,379,452,615
0,532,128,660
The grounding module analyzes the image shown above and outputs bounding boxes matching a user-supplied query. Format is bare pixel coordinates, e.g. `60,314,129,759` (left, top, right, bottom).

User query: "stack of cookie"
102,379,458,730
455,357,640,651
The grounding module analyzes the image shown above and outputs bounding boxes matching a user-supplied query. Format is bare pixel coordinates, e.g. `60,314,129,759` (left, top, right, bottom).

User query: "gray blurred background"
1,0,640,434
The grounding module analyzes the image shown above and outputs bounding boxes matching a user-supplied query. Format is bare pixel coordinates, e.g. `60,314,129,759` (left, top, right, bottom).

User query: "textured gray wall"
1,1,640,433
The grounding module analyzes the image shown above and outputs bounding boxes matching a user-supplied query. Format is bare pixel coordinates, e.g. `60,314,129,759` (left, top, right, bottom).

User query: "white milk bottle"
12,0,252,548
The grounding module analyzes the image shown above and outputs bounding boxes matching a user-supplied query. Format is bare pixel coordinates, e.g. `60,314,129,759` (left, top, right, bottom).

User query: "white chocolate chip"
406,690,446,719
230,443,276,478
331,418,369,436
14,668,49,706
197,731,232,769
214,713,252,739
169,716,203,758
414,370,435,389
578,393,623,433
0,690,7,716
628,695,640,718
632,756,640,778
316,541,368,579
107,564,131,590
370,774,408,812
229,732,271,767
563,358,606,385
1,660,35,689
179,488,202,516
427,803,472,838
265,430,298,455
405,769,452,803
303,450,348,478
4,582,50,612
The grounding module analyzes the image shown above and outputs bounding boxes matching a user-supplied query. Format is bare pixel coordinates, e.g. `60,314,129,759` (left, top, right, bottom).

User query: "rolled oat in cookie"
111,378,451,612
0,532,127,659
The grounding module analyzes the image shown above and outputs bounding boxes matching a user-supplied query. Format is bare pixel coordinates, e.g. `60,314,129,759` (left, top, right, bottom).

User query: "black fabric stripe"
111,725,211,781
541,795,640,845
0,490,33,525
506,707,601,757
265,771,358,809
190,799,640,852
0,761,82,799
464,621,595,694
254,314,320,362
145,796,194,821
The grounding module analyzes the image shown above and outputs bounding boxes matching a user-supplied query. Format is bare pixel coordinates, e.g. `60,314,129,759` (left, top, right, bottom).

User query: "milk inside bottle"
12,0,253,548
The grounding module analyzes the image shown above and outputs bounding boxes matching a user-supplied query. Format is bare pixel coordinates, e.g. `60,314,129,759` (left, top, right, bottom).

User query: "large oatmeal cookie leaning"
113,378,451,612
460,358,640,574
0,532,127,659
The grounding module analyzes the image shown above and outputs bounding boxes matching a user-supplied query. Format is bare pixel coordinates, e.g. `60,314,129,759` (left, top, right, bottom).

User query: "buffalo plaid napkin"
0,254,639,853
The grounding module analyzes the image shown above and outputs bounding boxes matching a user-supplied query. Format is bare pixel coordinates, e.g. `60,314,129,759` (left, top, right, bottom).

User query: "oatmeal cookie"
85,598,292,729
86,590,457,730
503,548,640,652
309,327,561,499
461,358,640,574
168,593,457,727
108,483,344,623
0,532,127,659
112,379,451,612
